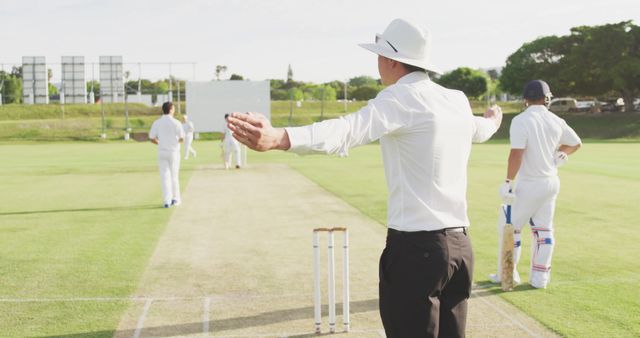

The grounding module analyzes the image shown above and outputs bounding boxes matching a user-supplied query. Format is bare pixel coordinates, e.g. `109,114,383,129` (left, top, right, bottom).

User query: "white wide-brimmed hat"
359,18,441,75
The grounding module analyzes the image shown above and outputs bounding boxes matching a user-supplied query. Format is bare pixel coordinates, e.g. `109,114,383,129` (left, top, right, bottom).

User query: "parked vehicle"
575,100,596,112
600,98,625,112
548,98,578,113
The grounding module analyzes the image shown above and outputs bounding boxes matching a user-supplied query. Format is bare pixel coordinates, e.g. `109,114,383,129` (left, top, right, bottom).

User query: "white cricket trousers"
183,134,196,159
512,176,560,288
158,150,181,205
223,140,241,168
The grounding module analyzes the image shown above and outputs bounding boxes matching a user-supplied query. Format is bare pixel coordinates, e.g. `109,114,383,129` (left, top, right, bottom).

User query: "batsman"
491,80,581,289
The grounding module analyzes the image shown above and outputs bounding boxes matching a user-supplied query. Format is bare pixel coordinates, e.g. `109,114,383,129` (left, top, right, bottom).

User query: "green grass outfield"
1,101,639,142
0,142,212,337
1,141,639,337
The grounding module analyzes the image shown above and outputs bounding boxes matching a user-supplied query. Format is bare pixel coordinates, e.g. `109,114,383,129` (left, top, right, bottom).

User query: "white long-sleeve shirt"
149,115,185,154
285,72,497,231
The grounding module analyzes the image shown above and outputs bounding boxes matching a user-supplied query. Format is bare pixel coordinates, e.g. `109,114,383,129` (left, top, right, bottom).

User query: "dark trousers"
379,228,474,338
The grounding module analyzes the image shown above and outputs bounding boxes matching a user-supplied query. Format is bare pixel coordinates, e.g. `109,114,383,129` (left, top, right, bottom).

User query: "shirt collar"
525,105,548,113
396,71,430,85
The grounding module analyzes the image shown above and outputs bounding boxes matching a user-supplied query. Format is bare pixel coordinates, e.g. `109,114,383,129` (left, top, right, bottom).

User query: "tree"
287,64,293,83
229,74,244,80
312,85,337,101
287,87,304,101
215,65,227,81
0,71,22,103
437,67,489,98
351,85,380,101
348,75,378,87
499,36,568,96
561,21,640,112
48,83,59,96
500,21,640,110
86,80,100,100
324,80,347,100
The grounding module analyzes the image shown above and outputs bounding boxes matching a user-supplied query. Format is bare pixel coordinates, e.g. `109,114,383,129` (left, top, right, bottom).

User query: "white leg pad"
531,227,554,288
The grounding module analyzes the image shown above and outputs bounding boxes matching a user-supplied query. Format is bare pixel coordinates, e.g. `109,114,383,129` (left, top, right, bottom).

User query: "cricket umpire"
227,18,502,337
495,80,581,289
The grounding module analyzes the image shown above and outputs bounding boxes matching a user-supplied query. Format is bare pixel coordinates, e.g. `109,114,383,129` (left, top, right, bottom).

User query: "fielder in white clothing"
222,114,242,169
182,115,197,160
493,80,581,289
149,102,185,208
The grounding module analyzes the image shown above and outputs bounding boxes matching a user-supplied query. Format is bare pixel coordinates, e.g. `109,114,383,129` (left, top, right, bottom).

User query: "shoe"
171,199,181,206
489,271,521,285
163,203,170,208
235,165,240,169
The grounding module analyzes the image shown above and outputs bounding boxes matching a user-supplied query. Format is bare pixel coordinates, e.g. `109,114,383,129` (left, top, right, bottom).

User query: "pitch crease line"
133,298,153,338
203,296,211,335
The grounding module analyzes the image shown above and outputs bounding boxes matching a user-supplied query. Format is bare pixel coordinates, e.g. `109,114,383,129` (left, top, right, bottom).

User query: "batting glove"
554,151,569,167
499,179,516,205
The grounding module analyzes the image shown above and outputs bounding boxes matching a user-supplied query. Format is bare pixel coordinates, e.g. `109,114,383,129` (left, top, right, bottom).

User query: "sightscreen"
185,81,270,133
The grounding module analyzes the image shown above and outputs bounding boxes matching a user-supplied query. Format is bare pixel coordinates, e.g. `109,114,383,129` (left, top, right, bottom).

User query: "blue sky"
1,0,638,83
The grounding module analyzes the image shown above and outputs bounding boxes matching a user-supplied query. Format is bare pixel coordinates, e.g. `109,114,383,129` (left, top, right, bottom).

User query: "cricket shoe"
171,199,181,206
488,271,521,285
163,203,170,208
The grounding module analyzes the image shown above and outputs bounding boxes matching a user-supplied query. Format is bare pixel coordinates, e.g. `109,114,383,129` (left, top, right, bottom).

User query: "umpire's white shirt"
285,72,497,232
510,105,581,179
150,115,185,153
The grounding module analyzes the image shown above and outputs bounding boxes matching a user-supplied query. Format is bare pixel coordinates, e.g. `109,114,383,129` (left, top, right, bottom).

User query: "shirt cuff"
284,126,312,154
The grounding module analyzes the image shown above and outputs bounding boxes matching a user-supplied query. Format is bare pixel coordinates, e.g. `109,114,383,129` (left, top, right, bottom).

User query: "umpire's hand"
227,112,291,152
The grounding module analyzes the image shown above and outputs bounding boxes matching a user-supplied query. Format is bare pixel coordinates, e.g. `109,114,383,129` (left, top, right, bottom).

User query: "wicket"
313,227,350,334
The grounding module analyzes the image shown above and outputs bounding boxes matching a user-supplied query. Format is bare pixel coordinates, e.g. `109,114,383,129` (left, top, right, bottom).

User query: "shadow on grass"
1,204,160,216
473,281,537,298
35,299,379,338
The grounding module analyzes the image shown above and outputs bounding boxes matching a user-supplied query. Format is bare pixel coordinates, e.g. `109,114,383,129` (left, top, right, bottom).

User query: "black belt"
388,227,467,235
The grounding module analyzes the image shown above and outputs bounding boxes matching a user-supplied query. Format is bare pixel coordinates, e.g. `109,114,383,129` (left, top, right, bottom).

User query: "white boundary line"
203,296,211,335
473,294,539,338
133,298,153,338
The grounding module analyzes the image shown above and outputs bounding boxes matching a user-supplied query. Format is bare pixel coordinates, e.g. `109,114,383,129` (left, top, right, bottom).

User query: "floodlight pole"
100,94,106,139
124,71,130,138
60,59,65,119
289,90,294,127
344,80,348,114
138,63,142,102
168,63,173,102
320,86,325,121
177,80,181,115
90,63,95,104
124,91,130,140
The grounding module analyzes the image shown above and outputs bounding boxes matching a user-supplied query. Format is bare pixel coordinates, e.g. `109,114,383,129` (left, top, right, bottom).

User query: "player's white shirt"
149,115,185,153
182,121,195,136
285,71,498,231
510,105,581,179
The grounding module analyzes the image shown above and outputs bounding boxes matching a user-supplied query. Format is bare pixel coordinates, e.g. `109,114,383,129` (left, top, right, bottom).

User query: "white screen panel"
185,81,270,133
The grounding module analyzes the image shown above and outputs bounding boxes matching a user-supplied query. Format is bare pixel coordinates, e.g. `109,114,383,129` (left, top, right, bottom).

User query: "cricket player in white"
149,102,185,208
222,114,242,169
493,80,581,289
182,114,197,160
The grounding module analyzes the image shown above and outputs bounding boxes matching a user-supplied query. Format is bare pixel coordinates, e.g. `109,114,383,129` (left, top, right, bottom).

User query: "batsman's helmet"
523,80,553,100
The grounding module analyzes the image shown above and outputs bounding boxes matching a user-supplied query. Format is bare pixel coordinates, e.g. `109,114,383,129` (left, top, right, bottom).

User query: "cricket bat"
501,205,515,291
